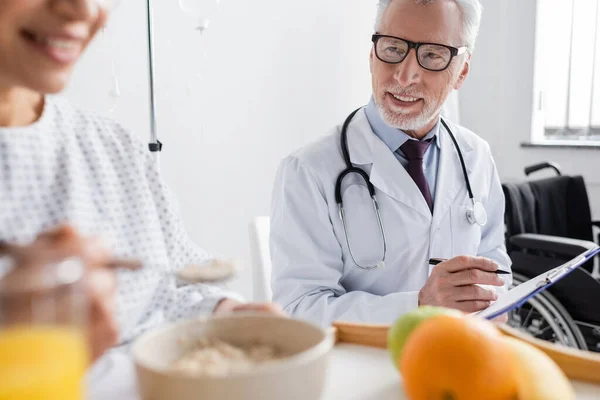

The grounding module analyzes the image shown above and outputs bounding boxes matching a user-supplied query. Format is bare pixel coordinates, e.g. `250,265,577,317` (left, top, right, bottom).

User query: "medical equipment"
177,0,223,141
143,0,224,154
179,0,221,34
336,107,488,271
145,0,161,153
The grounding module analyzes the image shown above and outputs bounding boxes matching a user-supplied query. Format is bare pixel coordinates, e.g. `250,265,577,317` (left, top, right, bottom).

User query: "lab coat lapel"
347,110,433,221
431,121,474,232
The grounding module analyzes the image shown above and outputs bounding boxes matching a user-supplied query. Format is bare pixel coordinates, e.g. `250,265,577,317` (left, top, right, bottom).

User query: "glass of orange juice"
0,257,89,400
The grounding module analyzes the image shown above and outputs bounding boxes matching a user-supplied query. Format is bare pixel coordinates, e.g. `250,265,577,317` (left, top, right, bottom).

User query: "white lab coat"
269,109,512,327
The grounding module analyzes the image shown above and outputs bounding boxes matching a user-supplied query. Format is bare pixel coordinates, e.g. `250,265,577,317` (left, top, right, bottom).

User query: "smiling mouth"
21,30,84,65
391,93,421,102
387,92,424,108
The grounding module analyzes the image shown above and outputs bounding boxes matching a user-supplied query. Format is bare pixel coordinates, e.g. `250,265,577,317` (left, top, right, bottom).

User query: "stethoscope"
336,107,488,271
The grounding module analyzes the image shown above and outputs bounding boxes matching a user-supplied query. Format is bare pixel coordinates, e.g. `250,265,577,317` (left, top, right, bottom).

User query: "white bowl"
132,314,335,400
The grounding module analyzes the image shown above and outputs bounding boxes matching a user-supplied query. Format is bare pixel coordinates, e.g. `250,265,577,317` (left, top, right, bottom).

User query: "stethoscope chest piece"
466,200,487,227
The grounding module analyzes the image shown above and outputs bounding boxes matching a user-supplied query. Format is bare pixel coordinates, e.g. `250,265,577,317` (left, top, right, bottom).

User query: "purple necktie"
399,139,433,212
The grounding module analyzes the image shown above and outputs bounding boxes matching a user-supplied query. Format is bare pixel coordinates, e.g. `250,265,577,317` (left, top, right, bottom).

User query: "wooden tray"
332,321,600,384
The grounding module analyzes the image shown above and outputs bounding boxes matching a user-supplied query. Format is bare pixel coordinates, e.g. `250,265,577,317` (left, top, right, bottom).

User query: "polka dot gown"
0,96,243,344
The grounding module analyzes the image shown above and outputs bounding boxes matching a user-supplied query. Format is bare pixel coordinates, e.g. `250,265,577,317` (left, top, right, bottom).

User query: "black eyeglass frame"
371,34,468,72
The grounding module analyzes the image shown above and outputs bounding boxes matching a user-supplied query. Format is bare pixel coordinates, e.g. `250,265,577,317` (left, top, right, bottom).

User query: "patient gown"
0,95,241,344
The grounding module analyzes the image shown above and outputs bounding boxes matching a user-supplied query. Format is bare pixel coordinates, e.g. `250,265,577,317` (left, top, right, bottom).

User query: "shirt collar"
364,96,441,152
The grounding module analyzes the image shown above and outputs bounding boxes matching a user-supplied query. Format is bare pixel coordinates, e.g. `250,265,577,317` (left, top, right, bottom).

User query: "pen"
428,258,511,274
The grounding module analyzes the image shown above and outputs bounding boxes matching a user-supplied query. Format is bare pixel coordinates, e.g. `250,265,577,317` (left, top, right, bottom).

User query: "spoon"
1,240,236,284
175,259,237,283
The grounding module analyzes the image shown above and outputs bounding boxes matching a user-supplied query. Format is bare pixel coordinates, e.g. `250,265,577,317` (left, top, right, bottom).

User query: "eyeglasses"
371,34,467,72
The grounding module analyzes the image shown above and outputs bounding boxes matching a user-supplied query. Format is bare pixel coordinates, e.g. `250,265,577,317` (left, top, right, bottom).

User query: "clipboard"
475,245,600,320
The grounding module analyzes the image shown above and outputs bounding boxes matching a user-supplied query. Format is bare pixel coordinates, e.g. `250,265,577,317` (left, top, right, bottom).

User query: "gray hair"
374,0,483,52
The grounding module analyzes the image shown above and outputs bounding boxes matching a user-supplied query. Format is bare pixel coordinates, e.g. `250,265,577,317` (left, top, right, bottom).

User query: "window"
534,0,600,143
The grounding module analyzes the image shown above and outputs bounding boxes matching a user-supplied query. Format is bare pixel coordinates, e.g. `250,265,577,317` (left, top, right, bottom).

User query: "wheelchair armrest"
523,162,562,176
509,233,597,258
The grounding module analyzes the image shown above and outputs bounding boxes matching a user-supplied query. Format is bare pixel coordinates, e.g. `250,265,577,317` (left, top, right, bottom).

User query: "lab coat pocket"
450,204,482,256
340,183,386,269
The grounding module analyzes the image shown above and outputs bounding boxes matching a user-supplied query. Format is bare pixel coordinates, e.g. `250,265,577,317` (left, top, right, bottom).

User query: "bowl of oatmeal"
131,313,335,400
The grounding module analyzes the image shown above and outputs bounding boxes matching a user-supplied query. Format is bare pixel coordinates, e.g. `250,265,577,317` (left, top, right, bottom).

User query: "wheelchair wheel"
507,272,588,350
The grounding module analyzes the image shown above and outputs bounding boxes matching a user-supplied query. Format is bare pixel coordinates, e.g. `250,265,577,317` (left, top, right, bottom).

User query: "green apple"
388,306,462,368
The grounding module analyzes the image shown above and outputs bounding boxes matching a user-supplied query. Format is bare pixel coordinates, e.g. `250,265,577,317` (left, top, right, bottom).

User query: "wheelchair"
502,162,600,352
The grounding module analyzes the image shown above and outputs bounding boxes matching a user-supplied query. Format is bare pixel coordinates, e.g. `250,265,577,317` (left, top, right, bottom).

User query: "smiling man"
270,0,512,326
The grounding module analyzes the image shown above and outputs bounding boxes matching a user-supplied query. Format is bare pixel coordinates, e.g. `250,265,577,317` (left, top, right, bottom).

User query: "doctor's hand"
418,256,506,313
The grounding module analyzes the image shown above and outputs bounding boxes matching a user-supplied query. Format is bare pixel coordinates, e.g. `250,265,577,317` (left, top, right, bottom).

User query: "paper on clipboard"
475,245,600,320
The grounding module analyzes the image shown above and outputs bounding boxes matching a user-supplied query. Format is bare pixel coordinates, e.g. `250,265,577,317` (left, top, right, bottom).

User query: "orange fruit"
400,315,517,400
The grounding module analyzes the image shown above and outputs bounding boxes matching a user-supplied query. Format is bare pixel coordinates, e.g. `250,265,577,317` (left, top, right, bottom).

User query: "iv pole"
146,0,162,153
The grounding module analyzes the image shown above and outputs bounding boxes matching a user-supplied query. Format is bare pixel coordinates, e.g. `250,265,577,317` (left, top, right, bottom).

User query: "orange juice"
0,326,88,400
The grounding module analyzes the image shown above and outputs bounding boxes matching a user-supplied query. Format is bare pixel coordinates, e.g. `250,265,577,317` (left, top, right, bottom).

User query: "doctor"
270,0,512,326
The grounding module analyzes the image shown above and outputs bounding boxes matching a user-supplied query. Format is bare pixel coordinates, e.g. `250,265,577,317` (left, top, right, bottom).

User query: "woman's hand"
213,298,287,317
0,225,140,362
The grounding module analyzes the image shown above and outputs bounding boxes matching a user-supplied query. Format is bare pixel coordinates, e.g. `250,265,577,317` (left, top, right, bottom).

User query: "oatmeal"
170,337,282,377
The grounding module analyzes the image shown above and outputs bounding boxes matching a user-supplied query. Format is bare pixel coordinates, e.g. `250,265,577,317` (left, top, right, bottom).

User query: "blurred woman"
0,0,280,362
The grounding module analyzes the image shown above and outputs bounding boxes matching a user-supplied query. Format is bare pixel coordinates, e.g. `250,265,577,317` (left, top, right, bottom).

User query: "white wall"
65,0,598,300
65,0,376,300
459,0,600,219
